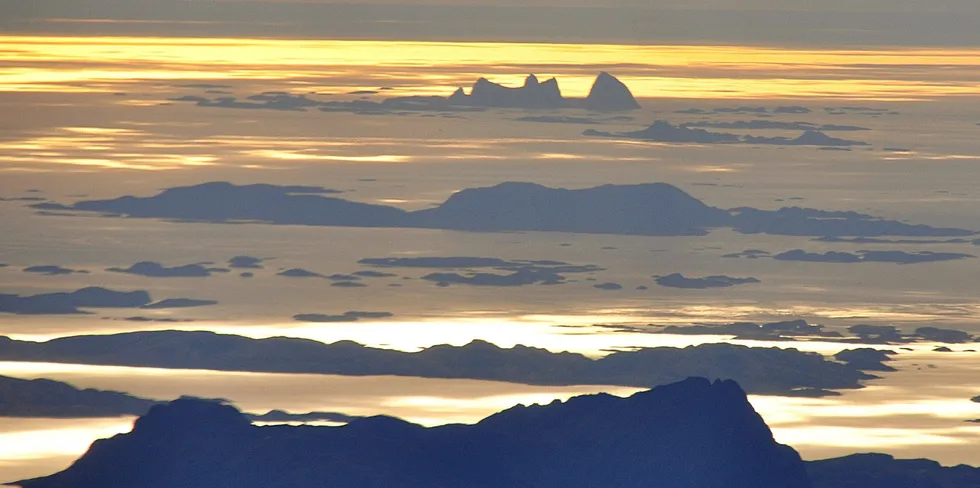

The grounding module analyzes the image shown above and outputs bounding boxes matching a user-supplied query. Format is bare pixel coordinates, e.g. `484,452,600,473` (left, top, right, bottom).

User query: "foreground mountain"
36,181,975,237
0,330,876,396
15,378,812,488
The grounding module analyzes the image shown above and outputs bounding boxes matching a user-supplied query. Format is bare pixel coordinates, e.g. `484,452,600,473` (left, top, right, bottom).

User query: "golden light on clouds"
2,36,980,100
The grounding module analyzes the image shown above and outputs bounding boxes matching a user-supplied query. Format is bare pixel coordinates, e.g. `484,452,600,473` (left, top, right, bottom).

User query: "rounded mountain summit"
586,71,641,111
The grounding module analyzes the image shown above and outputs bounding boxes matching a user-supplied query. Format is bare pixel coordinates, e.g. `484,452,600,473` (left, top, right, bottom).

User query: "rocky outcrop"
449,74,565,109
584,71,640,111
447,73,640,110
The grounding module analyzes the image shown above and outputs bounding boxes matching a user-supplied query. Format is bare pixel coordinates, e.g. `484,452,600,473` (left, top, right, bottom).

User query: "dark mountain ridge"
14,378,812,488
16,379,979,488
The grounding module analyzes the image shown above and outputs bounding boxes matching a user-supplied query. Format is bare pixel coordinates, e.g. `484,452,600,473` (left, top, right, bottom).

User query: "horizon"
1,0,979,485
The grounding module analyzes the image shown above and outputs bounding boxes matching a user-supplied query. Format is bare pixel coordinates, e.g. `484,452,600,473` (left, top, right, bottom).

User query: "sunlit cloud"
772,426,978,448
3,36,980,99
242,149,413,162
0,419,133,460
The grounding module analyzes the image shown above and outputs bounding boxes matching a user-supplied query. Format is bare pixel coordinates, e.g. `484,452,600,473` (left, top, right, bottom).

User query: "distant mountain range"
176,73,641,113
15,378,979,488
33,181,976,237
0,330,874,396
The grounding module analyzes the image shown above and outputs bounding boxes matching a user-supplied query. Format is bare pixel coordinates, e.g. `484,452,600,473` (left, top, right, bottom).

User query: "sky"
3,0,980,46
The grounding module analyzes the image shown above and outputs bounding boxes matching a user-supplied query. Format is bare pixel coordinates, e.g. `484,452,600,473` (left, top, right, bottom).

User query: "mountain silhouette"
449,74,565,109
0,287,152,314
71,181,406,227
445,73,639,111
584,72,641,111
654,273,760,289
0,330,874,396
37,182,976,237
15,378,812,488
408,182,733,235
0,375,157,417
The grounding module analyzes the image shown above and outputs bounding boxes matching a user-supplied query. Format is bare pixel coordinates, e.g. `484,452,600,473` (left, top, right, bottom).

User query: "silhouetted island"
660,319,842,341
847,325,912,344
448,74,565,109
62,181,405,227
654,273,760,289
681,120,869,132
293,311,393,322
585,121,869,146
722,249,773,259
22,265,88,276
731,207,972,237
0,374,158,417
35,182,976,238
814,236,975,245
351,270,397,278
121,316,195,323
421,269,566,286
585,120,739,143
325,274,361,281
407,182,733,235
513,115,601,124
359,256,603,272
246,409,362,423
447,72,640,111
140,298,218,309
0,287,152,314
0,330,877,396
773,249,974,264
329,281,367,288
914,327,975,343
834,349,897,372
806,453,980,488
658,320,977,345
593,282,623,290
0,376,363,425
227,256,266,269
276,268,325,278
174,73,640,114
584,72,642,111
15,378,811,488
107,261,230,278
